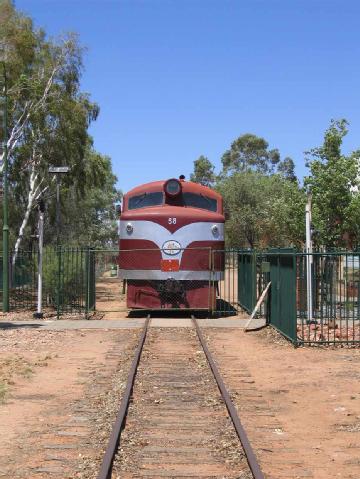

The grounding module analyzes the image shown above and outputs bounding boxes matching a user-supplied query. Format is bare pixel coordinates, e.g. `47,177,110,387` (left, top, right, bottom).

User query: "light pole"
0,53,9,312
305,192,313,323
48,166,69,245
34,199,45,319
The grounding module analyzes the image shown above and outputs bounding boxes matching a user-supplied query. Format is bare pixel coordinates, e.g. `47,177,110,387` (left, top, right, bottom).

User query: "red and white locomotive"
118,176,225,310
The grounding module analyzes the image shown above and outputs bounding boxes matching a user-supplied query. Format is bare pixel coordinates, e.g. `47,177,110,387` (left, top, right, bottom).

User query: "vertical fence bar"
85,247,89,318
56,246,62,320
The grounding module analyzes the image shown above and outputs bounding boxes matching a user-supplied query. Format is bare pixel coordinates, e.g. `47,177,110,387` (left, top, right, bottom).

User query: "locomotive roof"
125,180,222,199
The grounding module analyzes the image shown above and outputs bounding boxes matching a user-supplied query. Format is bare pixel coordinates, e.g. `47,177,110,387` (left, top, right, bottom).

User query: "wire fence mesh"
297,252,360,344
238,249,360,345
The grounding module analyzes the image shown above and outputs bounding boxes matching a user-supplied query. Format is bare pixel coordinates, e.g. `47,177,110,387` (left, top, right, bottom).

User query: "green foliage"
217,171,305,248
221,133,281,175
344,193,360,248
215,132,303,248
190,155,215,187
55,151,121,247
305,119,359,248
0,1,118,248
277,157,297,182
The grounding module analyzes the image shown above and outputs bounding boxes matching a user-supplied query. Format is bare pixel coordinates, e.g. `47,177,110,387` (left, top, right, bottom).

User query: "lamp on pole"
0,49,9,312
48,166,69,244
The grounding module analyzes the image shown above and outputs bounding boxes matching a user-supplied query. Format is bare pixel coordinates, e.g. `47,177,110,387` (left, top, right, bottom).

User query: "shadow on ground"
127,299,238,320
0,322,43,330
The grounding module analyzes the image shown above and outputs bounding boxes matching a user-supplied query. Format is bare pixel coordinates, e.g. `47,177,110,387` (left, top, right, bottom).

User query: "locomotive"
118,176,225,310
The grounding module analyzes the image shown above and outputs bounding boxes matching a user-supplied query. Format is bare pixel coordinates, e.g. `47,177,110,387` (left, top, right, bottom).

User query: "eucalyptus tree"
190,155,215,187
305,119,360,248
0,1,112,257
217,171,305,248
221,133,281,175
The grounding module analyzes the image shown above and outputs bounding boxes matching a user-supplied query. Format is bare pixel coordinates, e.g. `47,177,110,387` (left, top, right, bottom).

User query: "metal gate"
238,252,257,313
268,249,297,342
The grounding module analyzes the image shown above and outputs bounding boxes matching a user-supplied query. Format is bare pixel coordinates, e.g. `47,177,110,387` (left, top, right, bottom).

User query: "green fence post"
85,247,96,318
89,248,95,312
85,247,89,318
268,248,297,344
252,251,257,310
56,246,62,320
291,250,297,344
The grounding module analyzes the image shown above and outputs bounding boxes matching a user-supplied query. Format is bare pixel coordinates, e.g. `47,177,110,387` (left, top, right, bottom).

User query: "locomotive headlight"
164,178,182,197
211,225,219,237
126,222,133,234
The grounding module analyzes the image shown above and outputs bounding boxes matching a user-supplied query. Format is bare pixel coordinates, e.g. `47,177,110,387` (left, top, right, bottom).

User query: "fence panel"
268,249,297,342
0,247,96,317
12,251,37,310
238,252,257,313
211,249,237,315
296,252,360,344
56,247,89,316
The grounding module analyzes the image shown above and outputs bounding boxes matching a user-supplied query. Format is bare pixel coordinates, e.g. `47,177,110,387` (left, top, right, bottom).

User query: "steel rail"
192,316,265,479
97,315,150,479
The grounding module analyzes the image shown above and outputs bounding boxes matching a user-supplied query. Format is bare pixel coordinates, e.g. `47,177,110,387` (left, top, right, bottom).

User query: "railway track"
97,316,264,479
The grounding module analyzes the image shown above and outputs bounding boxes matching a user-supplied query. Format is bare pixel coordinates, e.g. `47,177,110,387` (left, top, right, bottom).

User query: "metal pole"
56,174,60,245
34,202,44,319
1,62,9,312
305,194,313,322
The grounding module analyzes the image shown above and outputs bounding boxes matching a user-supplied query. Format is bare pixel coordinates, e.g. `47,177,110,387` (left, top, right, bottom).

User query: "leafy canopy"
190,155,215,187
305,119,359,248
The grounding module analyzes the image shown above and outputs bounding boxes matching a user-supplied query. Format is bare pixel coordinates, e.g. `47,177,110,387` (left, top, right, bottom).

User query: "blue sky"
16,0,360,192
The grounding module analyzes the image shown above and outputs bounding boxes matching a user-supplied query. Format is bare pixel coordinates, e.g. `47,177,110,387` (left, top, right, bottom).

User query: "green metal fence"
237,251,270,319
237,249,360,346
212,249,239,316
268,249,297,342
296,252,360,345
55,247,96,317
0,247,96,317
238,251,256,313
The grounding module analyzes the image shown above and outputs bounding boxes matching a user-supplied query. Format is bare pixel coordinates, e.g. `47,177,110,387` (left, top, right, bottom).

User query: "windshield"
182,192,217,212
128,191,164,210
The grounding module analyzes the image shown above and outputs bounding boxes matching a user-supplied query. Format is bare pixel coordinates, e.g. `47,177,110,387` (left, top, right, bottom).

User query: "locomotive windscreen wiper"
200,193,212,207
128,191,164,210
134,192,147,207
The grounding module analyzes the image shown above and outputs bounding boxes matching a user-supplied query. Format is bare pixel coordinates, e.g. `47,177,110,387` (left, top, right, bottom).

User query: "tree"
343,193,360,249
52,149,121,247
304,119,359,248
217,131,303,247
0,1,117,255
190,155,215,187
221,133,280,175
277,157,297,182
217,171,305,248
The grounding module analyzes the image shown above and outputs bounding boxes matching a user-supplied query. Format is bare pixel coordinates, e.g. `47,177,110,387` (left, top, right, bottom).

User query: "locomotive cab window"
128,191,164,210
182,192,217,212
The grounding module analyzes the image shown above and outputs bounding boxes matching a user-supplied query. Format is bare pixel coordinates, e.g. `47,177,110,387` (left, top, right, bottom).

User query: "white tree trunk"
12,165,38,268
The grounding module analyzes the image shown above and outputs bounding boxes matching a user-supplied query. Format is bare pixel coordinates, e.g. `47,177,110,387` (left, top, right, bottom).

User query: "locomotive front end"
118,177,225,310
